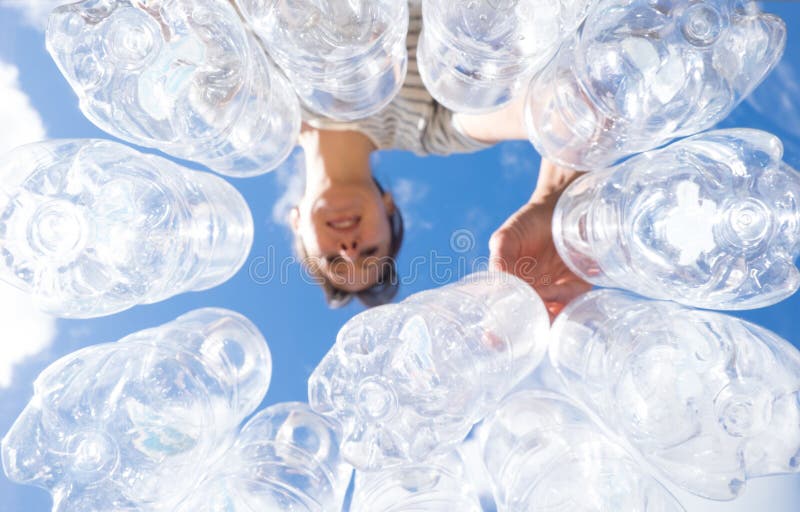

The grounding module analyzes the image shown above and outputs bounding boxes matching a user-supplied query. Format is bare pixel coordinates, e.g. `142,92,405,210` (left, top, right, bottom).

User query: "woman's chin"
311,192,365,216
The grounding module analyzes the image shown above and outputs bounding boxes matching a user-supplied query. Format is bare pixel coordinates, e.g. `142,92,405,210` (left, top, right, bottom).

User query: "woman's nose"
339,240,359,262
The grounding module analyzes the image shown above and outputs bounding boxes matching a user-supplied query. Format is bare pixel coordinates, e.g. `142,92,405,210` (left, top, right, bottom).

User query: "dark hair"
293,178,404,308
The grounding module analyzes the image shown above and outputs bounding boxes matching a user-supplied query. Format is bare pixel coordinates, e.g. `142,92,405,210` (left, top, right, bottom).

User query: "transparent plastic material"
351,450,482,512
174,403,352,512
0,139,254,319
1,309,272,512
550,290,800,500
46,0,300,178
481,389,685,512
418,0,593,114
553,129,800,310
238,0,408,121
308,272,550,470
526,0,786,170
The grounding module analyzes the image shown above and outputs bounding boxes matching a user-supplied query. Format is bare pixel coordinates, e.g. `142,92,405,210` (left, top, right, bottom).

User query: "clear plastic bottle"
418,0,593,114
350,450,482,512
550,290,800,500
525,0,786,170
552,129,800,310
1,308,272,512
0,139,254,318
237,0,409,121
481,389,685,512
174,402,353,512
308,271,550,470
46,0,300,178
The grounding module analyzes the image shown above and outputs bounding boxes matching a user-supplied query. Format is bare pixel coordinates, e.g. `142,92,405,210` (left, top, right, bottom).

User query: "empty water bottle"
549,290,800,500
308,271,550,470
481,389,685,512
238,0,408,121
0,139,253,318
552,129,800,310
174,402,352,512
351,450,482,512
526,0,786,170
418,0,593,114
1,308,272,512
46,0,300,177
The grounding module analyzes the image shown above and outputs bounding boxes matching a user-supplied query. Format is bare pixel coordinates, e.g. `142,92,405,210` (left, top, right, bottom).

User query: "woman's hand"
489,160,591,320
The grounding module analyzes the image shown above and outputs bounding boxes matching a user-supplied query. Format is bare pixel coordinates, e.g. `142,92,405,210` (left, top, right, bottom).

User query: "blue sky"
0,2,799,511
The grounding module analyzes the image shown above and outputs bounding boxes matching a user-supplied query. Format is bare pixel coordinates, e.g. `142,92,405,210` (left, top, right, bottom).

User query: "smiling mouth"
327,216,361,231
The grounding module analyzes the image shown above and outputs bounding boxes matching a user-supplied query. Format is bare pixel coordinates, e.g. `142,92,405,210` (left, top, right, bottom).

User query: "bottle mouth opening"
356,377,398,421
101,7,163,71
27,199,90,261
714,379,774,438
680,3,729,47
67,429,120,484
716,198,774,250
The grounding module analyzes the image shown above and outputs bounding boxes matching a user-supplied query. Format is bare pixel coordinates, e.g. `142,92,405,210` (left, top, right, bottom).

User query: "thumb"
488,229,519,273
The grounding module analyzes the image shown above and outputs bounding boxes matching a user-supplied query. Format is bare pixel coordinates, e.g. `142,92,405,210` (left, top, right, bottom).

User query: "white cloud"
748,60,800,139
0,283,57,388
271,147,306,226
391,177,429,207
0,59,56,388
464,206,491,236
5,0,66,31
499,140,538,179
0,61,46,154
389,177,432,231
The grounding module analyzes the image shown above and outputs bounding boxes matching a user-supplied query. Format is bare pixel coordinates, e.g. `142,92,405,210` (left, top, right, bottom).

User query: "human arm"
489,159,591,319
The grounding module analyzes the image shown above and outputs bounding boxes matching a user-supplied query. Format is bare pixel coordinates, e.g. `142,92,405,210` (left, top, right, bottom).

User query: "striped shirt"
302,1,492,156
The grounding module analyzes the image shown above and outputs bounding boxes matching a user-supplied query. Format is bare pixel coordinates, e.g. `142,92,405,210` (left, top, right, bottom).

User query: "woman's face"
293,181,394,292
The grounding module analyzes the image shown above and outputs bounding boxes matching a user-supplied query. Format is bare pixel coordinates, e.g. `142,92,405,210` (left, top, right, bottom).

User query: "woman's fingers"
537,279,592,309
488,228,520,274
